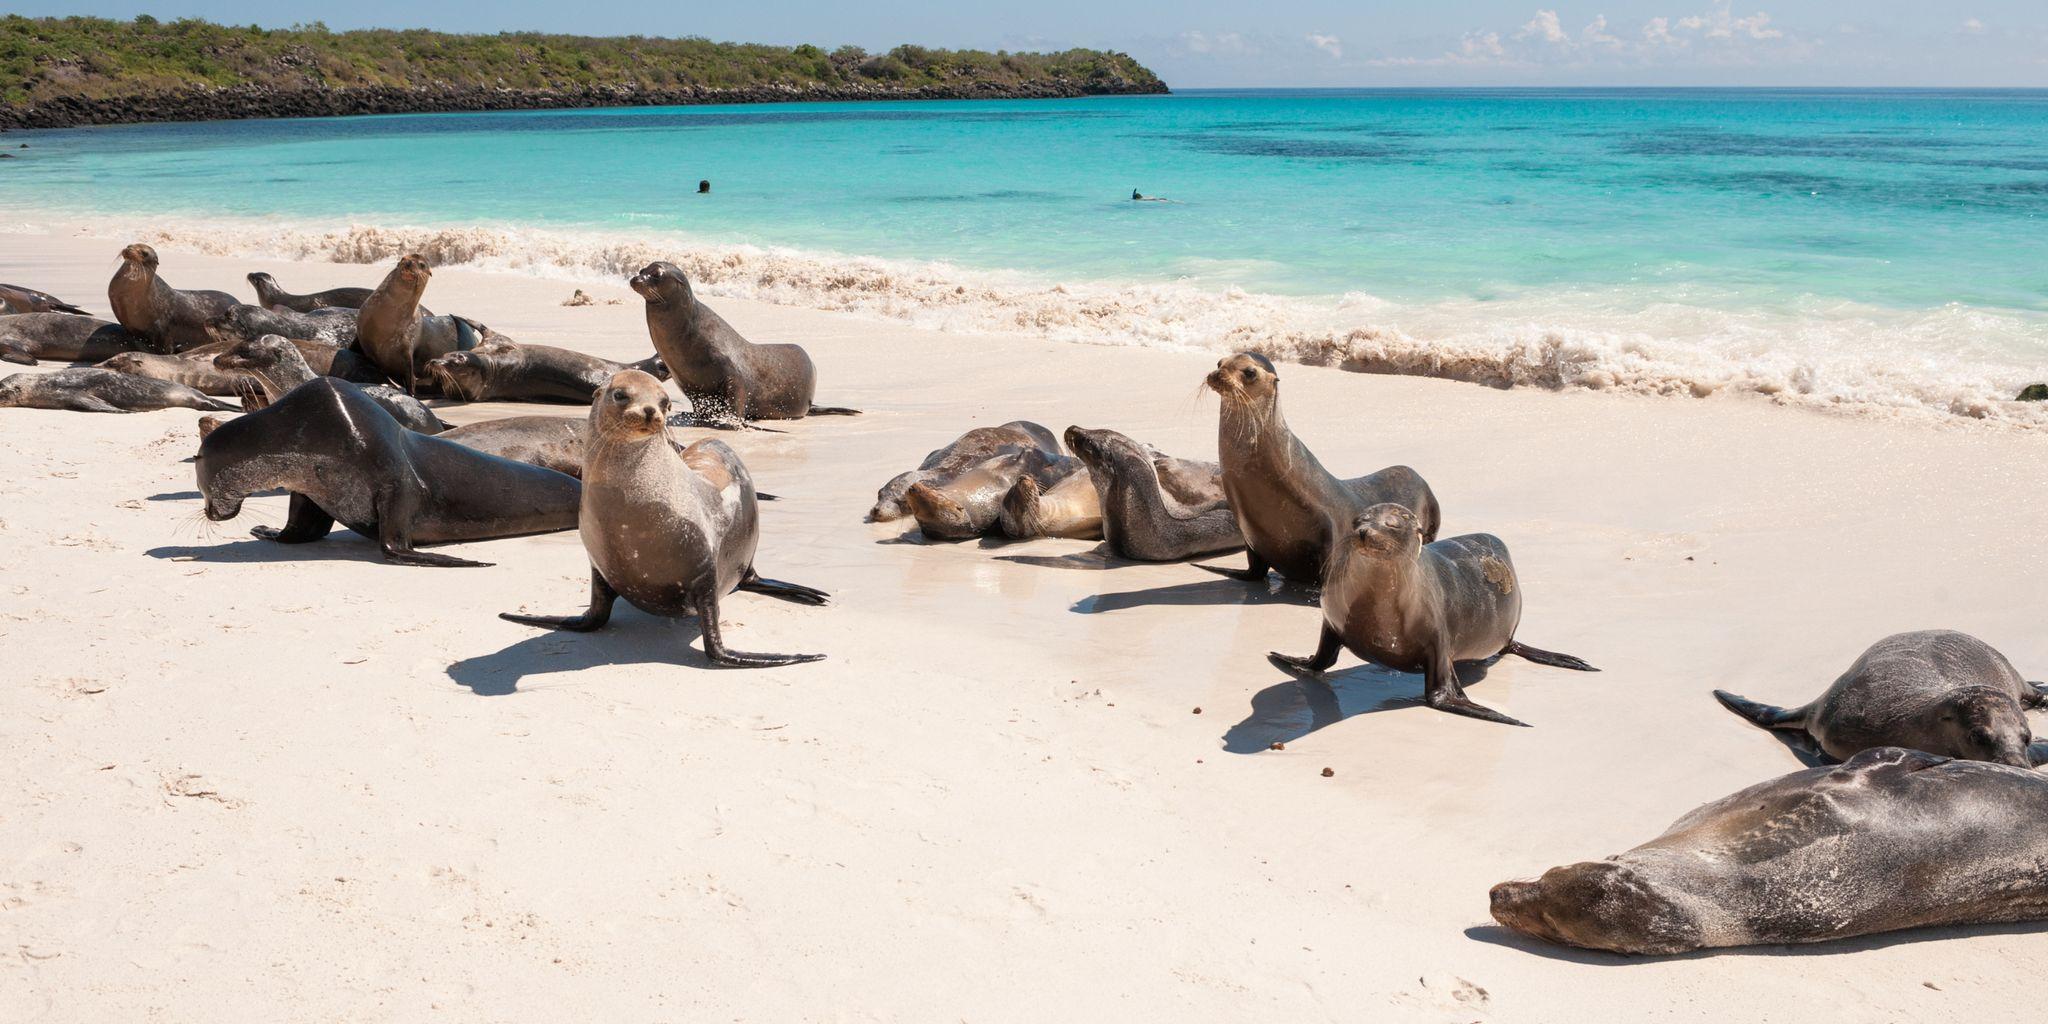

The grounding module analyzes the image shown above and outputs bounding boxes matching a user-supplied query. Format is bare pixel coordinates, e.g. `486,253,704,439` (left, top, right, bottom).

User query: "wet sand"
3,229,2045,1020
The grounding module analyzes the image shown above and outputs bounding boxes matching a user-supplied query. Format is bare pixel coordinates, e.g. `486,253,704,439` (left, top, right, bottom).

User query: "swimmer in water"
699,180,711,194
1132,189,1170,202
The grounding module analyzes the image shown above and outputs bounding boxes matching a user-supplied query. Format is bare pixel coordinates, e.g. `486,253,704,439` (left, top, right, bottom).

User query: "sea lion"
870,421,1061,522
209,303,360,349
436,416,589,478
0,283,90,316
195,377,580,567
354,254,481,394
630,261,859,424
1064,426,1245,561
1489,747,2048,955
1203,353,1440,585
0,313,147,365
0,368,236,413
1713,630,2043,767
498,369,828,667
998,466,1103,540
907,447,1072,541
246,271,373,312
96,351,249,398
1269,503,1596,727
106,243,240,353
213,334,447,430
426,339,668,404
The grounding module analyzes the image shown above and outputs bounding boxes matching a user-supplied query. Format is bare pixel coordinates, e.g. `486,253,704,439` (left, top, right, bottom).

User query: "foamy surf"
10,215,2044,430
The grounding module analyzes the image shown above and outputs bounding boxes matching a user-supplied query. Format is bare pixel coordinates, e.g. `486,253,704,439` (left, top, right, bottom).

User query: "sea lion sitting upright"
354,254,481,394
998,466,1103,540
196,377,580,567
630,262,859,425
0,283,91,316
1490,747,2048,955
1064,426,1244,561
213,334,447,430
871,421,1062,522
0,368,236,413
0,313,147,365
426,339,668,404
499,369,829,668
1269,503,1596,727
1713,630,2043,767
106,243,240,353
246,272,373,312
1203,353,1440,585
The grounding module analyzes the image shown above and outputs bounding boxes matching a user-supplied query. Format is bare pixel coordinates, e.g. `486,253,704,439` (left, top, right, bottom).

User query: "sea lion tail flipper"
380,542,492,568
1711,689,1804,731
696,594,826,668
1505,641,1598,672
806,404,862,416
0,346,35,366
756,491,780,502
52,303,90,316
738,572,831,607
201,396,241,413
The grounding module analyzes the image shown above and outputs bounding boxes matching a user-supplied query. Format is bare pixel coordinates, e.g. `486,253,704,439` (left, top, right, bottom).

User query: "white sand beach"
3,227,2045,1021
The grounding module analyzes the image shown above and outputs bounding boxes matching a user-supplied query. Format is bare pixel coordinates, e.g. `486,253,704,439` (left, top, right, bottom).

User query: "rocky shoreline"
0,79,1170,131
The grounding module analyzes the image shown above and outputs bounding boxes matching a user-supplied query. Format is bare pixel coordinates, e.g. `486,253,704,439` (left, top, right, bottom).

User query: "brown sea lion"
870,421,1062,522
1714,630,2042,767
1203,353,1440,585
426,339,668,404
1490,747,2048,955
1064,426,1244,561
195,377,579,567
213,334,446,430
0,283,90,316
630,261,858,425
499,369,828,667
208,303,360,349
96,350,248,397
998,466,1103,540
106,243,240,353
354,254,480,394
907,447,1073,541
0,313,147,365
436,416,589,478
0,367,236,413
246,271,373,312
1269,503,1596,727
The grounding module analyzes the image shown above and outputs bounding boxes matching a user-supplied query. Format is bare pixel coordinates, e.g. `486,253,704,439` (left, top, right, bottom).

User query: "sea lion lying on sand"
247,271,373,312
0,367,236,413
213,334,446,430
97,350,249,398
209,303,361,349
426,339,668,404
0,313,147,365
908,447,1078,542
998,466,1103,540
871,421,1062,522
0,283,91,316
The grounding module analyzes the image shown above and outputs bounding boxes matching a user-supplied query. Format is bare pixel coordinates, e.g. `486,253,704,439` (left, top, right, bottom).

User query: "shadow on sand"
146,534,383,564
447,611,708,696
1073,574,1317,614
1221,659,1508,753
1462,918,2048,964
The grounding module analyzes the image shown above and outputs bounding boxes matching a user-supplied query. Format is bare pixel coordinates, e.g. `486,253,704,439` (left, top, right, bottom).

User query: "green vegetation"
0,15,1166,112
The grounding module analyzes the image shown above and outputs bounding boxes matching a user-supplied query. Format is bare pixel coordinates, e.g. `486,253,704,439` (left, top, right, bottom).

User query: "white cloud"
1961,18,1985,34
1179,31,1251,56
1644,16,1679,45
1583,15,1623,48
1463,31,1507,59
1518,10,1571,44
1307,32,1344,59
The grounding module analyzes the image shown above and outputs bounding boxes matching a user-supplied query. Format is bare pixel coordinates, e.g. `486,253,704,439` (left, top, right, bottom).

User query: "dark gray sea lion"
499,369,828,667
106,243,240,353
436,416,589,478
907,447,1072,541
1713,630,2042,767
1269,503,1596,727
195,377,580,567
0,313,147,365
209,303,360,349
1203,353,1440,585
213,334,446,430
0,367,236,413
998,466,1103,540
426,339,667,404
870,421,1061,522
1490,747,2048,955
630,261,859,425
96,350,248,397
246,271,373,312
1064,426,1244,561
355,254,480,394
0,283,91,316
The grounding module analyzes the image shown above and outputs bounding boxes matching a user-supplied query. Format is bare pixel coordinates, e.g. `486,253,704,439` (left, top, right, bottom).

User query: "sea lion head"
1489,860,1705,956
1351,503,1425,557
118,242,159,270
1205,352,1279,408
425,349,492,401
629,262,693,306
1938,690,2034,768
194,418,263,522
96,352,148,375
213,334,295,374
391,254,432,285
208,303,268,343
246,271,278,296
903,481,979,540
591,369,672,440
1064,425,1143,473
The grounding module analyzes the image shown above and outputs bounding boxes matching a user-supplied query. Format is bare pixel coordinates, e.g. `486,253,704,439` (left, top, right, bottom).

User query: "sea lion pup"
96,351,247,397
0,283,91,316
0,313,146,365
630,261,859,424
106,243,240,353
436,416,588,478
1269,503,1596,727
1714,630,2043,767
196,377,580,567
499,370,828,668
1202,352,1440,585
354,254,481,394
1490,747,2048,955
1064,426,1244,561
213,334,447,430
246,272,373,312
426,340,668,404
907,448,1070,541
998,466,1104,540
0,368,236,413
209,303,360,349
870,421,1061,522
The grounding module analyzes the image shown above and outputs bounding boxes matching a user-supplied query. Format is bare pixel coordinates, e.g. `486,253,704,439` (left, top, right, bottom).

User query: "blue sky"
22,2,2048,86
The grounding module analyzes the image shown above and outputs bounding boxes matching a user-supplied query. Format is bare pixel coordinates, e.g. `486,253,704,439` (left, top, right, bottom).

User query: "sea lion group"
4,244,2042,961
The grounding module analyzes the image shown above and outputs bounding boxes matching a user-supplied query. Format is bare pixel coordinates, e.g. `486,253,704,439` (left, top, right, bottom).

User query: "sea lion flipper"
1711,689,1806,731
737,572,831,607
383,545,492,568
2026,681,2048,709
1505,640,1599,672
696,592,825,668
1425,653,1530,727
0,345,35,366
1198,549,1271,582
500,568,617,631
1268,624,1343,677
807,405,862,416
251,494,335,544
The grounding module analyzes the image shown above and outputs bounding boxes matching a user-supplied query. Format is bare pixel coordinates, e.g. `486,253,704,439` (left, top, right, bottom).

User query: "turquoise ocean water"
4,89,2044,423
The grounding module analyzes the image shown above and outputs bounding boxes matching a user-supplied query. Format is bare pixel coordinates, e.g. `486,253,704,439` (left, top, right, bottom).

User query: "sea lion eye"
611,389,628,403
1240,367,1256,382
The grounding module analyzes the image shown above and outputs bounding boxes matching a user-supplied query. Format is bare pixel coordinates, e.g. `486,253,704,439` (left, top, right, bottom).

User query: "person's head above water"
698,179,711,194
1132,189,1142,200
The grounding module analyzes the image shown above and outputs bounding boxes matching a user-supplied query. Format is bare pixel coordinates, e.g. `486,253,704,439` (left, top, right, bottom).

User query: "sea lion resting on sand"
436,416,590,479
107,243,240,353
247,272,373,313
1063,426,1244,561
1714,630,2043,767
0,283,90,316
1203,352,1440,585
97,351,250,398
209,303,361,349
213,334,447,431
0,368,235,413
998,465,1103,540
908,447,1079,542
0,313,147,365
427,339,668,404
1270,503,1596,727
196,377,580,567
871,421,1062,522
1490,747,2048,955
499,369,829,667
354,254,483,394
631,261,859,425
